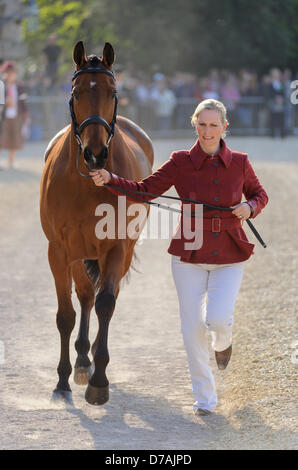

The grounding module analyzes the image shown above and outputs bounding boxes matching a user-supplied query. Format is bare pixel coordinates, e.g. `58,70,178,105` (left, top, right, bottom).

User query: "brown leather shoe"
215,345,232,370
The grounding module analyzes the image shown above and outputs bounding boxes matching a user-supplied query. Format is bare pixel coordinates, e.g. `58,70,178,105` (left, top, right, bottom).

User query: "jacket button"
213,161,218,167
214,196,219,201
212,232,219,237
214,178,219,184
213,250,218,255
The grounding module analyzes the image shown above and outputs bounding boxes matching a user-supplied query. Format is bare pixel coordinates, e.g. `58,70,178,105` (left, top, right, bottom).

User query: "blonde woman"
90,99,268,416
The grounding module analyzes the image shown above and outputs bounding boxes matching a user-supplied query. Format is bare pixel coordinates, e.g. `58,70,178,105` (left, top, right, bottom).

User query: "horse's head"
71,41,117,170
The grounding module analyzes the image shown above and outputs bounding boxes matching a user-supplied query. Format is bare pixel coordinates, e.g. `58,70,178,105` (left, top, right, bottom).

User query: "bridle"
69,65,118,178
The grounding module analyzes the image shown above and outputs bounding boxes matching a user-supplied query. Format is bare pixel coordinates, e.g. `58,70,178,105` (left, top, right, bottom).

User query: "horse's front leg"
85,245,124,406
48,242,76,401
71,260,95,385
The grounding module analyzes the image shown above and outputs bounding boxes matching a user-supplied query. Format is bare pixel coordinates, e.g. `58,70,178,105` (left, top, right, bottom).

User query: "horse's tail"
121,248,141,288
131,249,141,274
84,249,140,292
84,259,101,293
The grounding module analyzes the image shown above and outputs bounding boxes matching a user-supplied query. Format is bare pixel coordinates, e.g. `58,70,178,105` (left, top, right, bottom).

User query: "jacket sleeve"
243,155,268,218
105,153,177,202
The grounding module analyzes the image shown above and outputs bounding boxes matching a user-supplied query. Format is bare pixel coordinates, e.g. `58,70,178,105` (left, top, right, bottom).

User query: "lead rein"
104,183,267,248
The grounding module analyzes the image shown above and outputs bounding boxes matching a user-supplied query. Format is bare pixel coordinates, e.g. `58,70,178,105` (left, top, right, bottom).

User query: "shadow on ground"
64,384,295,450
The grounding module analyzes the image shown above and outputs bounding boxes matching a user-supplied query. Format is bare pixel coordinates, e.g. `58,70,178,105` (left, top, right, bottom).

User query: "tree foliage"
22,0,298,76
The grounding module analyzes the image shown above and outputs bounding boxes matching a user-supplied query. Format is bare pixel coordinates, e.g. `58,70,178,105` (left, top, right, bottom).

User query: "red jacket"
106,138,268,264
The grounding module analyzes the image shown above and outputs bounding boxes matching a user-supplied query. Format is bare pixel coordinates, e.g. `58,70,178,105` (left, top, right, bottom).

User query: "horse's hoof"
74,364,94,386
51,388,73,404
85,383,109,406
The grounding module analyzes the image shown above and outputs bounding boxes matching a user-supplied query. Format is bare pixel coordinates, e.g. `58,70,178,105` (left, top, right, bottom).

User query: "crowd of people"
117,67,297,137
25,63,297,139
0,41,297,168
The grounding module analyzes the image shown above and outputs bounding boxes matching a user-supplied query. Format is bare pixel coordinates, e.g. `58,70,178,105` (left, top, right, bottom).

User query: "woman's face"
195,109,227,152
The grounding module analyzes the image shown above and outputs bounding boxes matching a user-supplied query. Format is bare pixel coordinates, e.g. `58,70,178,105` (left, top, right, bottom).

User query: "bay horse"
40,41,154,405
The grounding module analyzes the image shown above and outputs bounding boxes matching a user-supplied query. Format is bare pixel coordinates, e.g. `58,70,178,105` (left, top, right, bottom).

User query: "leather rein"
104,184,267,248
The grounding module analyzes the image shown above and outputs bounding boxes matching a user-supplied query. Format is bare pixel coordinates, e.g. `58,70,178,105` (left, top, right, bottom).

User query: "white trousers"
171,255,245,412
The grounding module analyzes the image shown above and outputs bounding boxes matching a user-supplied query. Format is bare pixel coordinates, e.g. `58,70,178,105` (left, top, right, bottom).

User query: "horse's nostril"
98,145,108,161
84,147,93,162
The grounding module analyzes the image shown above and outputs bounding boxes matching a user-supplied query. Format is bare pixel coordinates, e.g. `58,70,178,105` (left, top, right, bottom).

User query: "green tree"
22,0,116,74
185,0,298,75
22,0,298,77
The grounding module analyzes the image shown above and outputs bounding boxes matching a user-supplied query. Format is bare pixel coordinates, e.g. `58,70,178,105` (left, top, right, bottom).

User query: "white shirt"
5,83,18,119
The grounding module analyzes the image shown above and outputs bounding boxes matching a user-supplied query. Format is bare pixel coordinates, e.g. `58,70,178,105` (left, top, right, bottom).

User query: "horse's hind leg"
71,260,95,385
48,242,76,400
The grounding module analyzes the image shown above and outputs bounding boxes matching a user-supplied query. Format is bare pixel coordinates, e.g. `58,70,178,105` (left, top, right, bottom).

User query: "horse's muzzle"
83,145,108,169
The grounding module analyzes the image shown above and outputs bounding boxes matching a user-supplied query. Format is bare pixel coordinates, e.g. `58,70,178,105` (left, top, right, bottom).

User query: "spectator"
237,70,257,127
258,74,272,130
42,34,62,87
267,68,286,138
282,68,294,136
134,75,153,128
116,69,135,119
200,77,219,100
135,76,151,103
193,78,204,102
220,74,241,127
173,73,196,129
26,73,44,141
174,73,196,99
0,62,30,168
151,79,177,131
207,68,221,97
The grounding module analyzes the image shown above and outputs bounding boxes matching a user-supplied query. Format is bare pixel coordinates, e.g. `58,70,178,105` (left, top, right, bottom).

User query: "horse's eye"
73,89,79,100
111,90,117,99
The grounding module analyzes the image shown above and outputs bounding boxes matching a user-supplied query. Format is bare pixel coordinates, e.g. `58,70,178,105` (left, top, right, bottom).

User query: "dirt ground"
0,136,297,450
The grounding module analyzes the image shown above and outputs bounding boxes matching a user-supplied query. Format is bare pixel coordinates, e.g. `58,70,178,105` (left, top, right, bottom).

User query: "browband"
72,67,115,81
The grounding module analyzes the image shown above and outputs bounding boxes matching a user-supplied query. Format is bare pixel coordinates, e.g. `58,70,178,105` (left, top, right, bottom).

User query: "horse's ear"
73,41,87,68
102,42,115,68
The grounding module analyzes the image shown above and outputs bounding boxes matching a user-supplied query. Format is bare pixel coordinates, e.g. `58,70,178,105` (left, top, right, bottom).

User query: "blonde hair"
191,99,229,138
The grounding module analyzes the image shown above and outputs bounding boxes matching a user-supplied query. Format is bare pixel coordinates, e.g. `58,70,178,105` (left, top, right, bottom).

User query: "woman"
90,99,268,416
0,61,30,168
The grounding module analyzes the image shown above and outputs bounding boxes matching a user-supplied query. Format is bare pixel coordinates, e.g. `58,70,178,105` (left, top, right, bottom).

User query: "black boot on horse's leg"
85,289,116,405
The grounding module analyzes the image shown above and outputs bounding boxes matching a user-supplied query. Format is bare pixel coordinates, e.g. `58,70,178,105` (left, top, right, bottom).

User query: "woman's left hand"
231,202,251,221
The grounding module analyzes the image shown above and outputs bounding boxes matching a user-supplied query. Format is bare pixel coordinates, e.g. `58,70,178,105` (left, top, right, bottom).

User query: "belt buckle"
211,217,221,232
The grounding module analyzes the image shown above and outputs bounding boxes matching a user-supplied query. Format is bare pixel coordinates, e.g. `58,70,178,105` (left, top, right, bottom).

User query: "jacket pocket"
227,228,255,255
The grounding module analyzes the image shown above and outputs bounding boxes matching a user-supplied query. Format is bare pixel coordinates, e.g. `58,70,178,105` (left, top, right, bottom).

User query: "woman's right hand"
89,169,111,186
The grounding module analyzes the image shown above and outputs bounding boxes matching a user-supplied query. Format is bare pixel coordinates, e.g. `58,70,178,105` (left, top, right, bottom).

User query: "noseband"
69,65,118,178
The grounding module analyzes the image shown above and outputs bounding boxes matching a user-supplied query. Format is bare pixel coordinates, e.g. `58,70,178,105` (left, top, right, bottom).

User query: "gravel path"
0,137,297,450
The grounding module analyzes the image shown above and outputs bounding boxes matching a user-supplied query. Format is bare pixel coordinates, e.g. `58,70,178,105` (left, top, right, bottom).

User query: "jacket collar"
189,138,232,170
